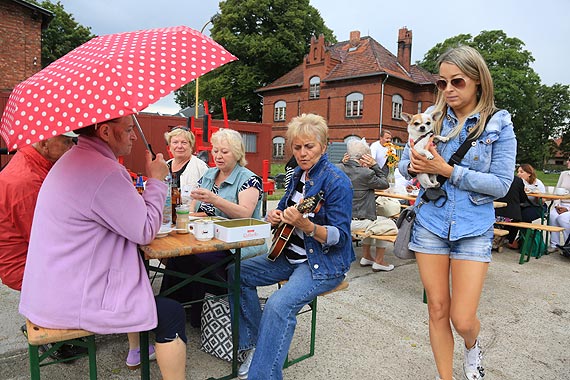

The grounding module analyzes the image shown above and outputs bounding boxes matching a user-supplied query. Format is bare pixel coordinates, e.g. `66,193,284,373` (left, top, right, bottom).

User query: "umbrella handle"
132,115,156,158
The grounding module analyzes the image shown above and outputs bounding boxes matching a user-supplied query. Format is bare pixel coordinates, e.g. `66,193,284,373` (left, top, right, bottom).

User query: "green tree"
32,1,95,67
418,30,551,167
174,0,335,121
543,84,570,158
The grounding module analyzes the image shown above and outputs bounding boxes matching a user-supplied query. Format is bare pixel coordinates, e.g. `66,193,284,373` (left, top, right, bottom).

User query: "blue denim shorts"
409,222,493,263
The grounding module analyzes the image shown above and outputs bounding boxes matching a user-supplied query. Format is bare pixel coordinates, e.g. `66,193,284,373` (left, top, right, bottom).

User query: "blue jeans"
228,254,344,380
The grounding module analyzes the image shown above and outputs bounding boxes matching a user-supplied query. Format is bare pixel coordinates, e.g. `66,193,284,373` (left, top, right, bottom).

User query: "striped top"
284,172,309,264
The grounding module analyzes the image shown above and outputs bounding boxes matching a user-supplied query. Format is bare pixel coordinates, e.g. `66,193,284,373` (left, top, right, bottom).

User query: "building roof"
257,34,437,93
10,0,54,29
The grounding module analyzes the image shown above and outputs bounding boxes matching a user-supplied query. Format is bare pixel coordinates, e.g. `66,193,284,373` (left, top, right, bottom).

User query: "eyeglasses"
436,77,467,91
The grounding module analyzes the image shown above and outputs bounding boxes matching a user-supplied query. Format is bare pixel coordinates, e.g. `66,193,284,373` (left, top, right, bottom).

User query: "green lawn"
536,171,561,187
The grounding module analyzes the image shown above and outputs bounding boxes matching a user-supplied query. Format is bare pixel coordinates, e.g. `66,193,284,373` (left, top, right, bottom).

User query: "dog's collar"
414,131,434,144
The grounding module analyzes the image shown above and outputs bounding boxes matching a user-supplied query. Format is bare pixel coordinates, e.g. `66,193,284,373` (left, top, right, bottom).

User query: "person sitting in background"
0,132,82,362
164,127,209,203
548,158,570,252
494,176,529,249
504,164,545,250
337,139,394,271
160,128,264,327
518,163,546,221
19,117,187,379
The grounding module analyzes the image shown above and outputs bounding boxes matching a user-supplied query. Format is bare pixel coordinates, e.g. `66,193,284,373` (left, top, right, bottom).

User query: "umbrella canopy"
0,25,237,151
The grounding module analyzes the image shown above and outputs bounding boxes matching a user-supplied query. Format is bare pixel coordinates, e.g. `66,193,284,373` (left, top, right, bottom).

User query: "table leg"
140,331,150,380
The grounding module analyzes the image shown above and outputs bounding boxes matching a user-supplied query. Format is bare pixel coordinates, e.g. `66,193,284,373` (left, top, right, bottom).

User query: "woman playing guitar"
228,113,355,380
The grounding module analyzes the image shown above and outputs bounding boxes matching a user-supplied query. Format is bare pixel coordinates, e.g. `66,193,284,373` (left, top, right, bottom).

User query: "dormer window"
309,76,320,99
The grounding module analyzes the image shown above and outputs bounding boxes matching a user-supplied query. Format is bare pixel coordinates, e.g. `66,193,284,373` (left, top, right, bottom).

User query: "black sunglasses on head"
436,77,467,91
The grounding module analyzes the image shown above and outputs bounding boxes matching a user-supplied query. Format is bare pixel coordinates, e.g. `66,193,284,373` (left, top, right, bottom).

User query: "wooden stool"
277,279,349,367
25,319,97,379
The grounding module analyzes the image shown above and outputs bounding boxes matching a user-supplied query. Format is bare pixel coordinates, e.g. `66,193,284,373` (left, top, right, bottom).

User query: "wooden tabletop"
375,189,507,208
375,190,417,201
140,232,266,260
527,192,570,201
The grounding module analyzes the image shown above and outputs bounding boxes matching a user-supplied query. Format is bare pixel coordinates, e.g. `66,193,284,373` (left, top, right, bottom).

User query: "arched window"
392,94,403,119
346,92,363,117
274,100,286,122
273,137,285,159
309,76,320,99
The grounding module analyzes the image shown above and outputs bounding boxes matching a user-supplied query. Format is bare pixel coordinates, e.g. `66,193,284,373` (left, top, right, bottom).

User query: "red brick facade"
0,0,52,91
257,28,439,162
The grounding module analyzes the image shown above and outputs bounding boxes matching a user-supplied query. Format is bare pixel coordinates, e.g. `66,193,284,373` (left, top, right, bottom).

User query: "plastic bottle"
175,204,190,234
162,173,172,228
135,173,145,195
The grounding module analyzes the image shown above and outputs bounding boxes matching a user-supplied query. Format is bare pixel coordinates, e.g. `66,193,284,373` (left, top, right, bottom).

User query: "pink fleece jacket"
19,136,167,334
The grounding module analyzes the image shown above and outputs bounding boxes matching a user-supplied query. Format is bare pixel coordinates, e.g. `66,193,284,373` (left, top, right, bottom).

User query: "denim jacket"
278,153,355,279
398,107,517,241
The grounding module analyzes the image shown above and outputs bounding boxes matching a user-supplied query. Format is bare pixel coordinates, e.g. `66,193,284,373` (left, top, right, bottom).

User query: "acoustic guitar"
267,191,325,262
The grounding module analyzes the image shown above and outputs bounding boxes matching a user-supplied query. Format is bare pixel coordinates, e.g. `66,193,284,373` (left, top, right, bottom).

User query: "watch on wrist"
307,223,317,237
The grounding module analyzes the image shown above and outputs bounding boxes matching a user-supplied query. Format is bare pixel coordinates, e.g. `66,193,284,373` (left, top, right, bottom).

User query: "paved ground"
1,241,569,380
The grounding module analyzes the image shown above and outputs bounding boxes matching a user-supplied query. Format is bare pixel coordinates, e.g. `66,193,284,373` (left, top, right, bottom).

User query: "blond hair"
211,128,247,166
164,127,196,152
433,45,497,138
286,113,328,148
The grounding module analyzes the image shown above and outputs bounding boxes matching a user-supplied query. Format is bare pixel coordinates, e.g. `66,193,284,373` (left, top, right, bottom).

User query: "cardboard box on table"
214,218,271,242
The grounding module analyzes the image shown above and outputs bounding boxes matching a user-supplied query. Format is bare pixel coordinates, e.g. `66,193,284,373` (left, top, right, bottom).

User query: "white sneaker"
463,339,485,380
238,348,255,380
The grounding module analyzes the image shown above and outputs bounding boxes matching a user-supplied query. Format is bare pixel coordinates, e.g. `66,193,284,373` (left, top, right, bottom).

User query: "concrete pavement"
1,238,569,379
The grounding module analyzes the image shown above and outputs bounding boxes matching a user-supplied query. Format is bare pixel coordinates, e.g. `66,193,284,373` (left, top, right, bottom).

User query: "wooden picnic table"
139,232,266,380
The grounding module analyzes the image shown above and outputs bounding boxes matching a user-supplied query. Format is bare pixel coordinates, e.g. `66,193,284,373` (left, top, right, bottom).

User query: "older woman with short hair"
231,113,354,380
160,128,264,327
164,127,208,203
337,139,393,271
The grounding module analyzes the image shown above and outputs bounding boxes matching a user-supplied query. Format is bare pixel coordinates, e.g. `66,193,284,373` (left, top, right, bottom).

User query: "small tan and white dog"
401,111,448,189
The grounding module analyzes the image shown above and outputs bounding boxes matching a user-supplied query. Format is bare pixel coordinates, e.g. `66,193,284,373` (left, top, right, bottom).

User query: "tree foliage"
418,30,570,168
174,0,335,121
32,1,95,67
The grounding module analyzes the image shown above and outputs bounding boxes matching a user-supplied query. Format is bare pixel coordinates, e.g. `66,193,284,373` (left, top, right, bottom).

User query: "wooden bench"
277,279,349,367
24,319,97,379
495,221,565,264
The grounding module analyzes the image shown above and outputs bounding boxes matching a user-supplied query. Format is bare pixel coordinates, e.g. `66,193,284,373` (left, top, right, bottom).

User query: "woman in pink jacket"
19,116,187,379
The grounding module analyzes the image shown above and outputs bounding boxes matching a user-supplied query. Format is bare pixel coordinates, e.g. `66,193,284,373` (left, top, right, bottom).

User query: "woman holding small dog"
399,46,516,380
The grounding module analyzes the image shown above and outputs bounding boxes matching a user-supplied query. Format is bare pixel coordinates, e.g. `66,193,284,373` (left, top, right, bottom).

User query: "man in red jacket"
0,131,79,360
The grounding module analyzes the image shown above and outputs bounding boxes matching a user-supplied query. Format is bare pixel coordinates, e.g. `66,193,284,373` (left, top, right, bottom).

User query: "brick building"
256,28,439,162
0,0,53,91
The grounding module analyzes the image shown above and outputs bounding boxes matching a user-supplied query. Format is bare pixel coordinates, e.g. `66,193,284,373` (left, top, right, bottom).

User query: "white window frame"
345,92,363,117
273,137,285,159
392,94,403,119
309,76,320,99
274,100,286,122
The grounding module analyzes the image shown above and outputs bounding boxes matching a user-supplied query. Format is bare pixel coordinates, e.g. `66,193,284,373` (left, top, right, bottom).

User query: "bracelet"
307,222,317,237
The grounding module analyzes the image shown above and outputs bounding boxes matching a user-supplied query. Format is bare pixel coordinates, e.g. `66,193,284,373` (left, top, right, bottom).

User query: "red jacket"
0,146,53,290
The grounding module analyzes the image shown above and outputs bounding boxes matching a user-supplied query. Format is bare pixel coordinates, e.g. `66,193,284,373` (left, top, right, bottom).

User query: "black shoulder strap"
422,110,499,203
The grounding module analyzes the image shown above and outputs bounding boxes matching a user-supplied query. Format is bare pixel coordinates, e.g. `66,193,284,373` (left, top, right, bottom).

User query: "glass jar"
175,204,190,234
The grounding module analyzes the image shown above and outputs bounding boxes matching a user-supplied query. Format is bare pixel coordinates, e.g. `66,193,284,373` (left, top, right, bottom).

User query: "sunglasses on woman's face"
436,77,467,91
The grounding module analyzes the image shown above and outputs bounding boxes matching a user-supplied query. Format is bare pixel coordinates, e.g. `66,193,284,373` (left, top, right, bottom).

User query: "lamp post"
195,14,219,118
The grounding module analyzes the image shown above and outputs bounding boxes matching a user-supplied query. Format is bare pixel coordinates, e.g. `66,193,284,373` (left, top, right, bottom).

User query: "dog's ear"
431,111,443,122
401,112,412,123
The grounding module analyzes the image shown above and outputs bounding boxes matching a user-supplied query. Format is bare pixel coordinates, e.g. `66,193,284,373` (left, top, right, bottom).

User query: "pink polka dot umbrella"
0,25,237,151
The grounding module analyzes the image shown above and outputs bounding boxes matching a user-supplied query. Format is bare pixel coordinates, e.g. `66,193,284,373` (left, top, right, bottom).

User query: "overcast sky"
55,0,570,114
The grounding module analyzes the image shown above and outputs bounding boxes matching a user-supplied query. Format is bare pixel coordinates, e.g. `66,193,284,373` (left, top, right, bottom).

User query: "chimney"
349,30,360,46
397,27,412,72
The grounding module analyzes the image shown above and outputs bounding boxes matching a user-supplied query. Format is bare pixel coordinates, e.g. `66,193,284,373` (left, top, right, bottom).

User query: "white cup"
188,219,215,241
554,187,569,196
